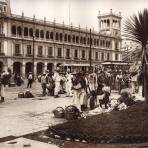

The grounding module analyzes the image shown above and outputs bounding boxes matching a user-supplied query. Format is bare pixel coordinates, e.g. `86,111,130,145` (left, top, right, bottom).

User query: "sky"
10,0,147,31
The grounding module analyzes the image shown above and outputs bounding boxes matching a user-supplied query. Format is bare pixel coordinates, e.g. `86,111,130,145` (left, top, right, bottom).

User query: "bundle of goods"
24,90,34,98
18,92,24,98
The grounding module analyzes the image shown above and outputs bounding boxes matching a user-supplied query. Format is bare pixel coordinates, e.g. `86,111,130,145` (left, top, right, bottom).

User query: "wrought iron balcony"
47,55,54,58
65,56,71,59
26,54,33,57
37,54,43,57
13,53,22,56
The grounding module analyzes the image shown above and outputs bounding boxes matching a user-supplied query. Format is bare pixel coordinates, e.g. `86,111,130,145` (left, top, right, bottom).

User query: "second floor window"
27,45,32,55
57,48,62,57
38,46,43,56
15,44,20,54
115,54,118,60
48,47,53,57
107,53,110,60
101,52,104,61
66,49,70,58
82,50,85,59
95,52,98,60
74,49,78,58
0,42,1,53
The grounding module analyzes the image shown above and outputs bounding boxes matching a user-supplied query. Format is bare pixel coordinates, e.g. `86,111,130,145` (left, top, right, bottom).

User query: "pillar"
34,62,37,77
22,63,25,77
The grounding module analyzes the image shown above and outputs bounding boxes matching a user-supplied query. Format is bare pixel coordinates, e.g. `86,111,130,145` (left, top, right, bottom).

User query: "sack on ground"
18,92,24,98
24,90,34,98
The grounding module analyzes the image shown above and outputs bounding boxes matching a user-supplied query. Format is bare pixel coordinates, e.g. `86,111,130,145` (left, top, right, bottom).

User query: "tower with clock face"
0,0,11,16
98,9,121,37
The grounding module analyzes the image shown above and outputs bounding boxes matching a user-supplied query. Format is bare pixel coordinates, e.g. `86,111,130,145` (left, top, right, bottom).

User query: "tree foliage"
124,9,148,48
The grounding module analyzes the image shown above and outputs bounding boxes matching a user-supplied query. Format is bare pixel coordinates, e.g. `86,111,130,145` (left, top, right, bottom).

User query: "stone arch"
13,62,22,75
29,28,33,37
47,63,54,72
17,26,22,36
72,35,75,43
11,25,16,35
40,30,44,39
55,32,59,40
102,40,105,47
50,32,54,40
76,36,79,43
59,33,63,41
24,27,28,36
64,34,67,41
25,62,33,76
68,35,71,42
94,39,96,46
80,37,83,44
0,61,3,73
46,31,49,39
107,19,110,27
35,29,39,38
83,37,86,44
37,62,44,75
87,38,90,45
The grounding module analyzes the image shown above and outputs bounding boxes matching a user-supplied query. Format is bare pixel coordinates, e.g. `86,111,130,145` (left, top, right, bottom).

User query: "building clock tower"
98,9,121,37
0,0,11,16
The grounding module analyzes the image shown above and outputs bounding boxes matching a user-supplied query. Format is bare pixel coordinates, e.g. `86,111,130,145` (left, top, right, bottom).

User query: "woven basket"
65,105,80,120
53,107,65,118
18,92,24,98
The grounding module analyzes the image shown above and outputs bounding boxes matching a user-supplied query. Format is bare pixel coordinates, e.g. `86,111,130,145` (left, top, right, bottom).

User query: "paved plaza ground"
0,81,146,147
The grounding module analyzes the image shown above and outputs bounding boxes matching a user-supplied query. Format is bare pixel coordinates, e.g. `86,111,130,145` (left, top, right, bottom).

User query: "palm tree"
124,9,148,102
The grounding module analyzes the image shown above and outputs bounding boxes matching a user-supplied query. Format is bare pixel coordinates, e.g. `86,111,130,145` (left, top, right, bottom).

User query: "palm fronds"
124,9,148,48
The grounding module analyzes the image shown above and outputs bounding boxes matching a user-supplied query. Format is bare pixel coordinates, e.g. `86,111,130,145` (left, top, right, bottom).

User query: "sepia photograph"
0,0,148,147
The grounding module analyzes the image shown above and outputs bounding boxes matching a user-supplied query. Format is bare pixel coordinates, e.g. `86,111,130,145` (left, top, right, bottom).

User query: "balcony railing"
13,53,22,56
81,58,86,60
37,54,43,57
26,54,33,57
65,56,71,59
47,55,54,58
74,57,79,60
57,56,63,59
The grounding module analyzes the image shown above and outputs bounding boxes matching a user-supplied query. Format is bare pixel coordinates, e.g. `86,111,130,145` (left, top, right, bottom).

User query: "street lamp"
89,28,92,69
32,35,35,80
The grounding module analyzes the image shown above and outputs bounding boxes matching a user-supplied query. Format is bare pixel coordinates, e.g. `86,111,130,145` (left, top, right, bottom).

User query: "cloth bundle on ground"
18,92,24,98
24,90,34,98
18,90,34,98
119,89,135,106
113,89,136,111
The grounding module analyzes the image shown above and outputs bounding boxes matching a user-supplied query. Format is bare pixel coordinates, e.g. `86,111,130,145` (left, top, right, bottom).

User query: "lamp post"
32,35,35,80
89,28,92,68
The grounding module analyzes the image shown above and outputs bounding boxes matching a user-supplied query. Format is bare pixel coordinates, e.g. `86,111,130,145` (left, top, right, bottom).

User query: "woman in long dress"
0,73,5,102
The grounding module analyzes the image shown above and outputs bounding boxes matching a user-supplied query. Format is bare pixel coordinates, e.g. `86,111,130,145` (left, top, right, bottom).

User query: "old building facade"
0,0,122,76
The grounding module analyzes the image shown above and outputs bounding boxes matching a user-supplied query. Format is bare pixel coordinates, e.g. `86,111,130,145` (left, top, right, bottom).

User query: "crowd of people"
33,63,141,112
0,62,142,113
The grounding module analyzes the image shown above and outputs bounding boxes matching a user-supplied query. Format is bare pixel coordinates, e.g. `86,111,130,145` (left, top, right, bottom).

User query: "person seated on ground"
99,86,111,109
118,89,135,106
113,89,136,111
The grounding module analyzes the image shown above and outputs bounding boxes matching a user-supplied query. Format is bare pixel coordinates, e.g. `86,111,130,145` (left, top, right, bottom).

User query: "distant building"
0,0,122,76
122,39,141,62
